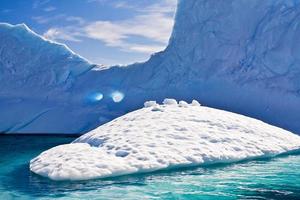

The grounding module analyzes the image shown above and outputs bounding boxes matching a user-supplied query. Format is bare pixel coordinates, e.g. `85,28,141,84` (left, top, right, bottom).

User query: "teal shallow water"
0,135,300,200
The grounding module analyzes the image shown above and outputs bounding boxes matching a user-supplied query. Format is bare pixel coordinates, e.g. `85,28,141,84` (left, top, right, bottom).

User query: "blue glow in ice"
88,92,103,102
111,91,124,103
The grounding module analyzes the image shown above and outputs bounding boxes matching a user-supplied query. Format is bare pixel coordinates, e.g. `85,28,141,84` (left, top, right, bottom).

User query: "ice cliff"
1,0,300,133
0,23,95,133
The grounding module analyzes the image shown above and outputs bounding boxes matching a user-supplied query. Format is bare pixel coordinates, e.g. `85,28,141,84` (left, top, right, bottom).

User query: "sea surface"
0,135,300,200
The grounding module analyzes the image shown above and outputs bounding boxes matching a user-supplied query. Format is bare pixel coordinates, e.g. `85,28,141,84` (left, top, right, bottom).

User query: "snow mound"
178,100,189,108
30,100,300,181
144,101,158,108
191,100,201,106
163,98,178,105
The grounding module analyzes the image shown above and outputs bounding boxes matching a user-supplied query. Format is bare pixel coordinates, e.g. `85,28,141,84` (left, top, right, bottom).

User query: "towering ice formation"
1,0,300,133
30,100,300,181
0,23,96,133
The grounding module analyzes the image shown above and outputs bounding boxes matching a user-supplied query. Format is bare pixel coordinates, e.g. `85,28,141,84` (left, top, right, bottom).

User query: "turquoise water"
1,135,300,200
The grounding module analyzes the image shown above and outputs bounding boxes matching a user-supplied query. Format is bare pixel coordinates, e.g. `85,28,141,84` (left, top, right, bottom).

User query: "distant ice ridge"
2,0,300,134
0,23,96,133
30,99,300,181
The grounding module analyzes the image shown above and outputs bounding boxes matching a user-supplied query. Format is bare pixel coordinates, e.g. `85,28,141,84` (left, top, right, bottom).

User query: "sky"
0,0,177,65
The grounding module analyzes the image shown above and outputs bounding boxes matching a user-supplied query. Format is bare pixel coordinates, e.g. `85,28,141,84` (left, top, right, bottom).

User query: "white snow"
151,105,164,112
178,100,189,108
191,100,201,106
30,99,300,181
163,98,178,105
144,101,158,108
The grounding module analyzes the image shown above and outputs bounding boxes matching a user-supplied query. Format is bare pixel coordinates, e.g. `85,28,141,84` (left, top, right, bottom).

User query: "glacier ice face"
0,23,97,133
30,100,300,181
0,23,93,87
2,0,300,133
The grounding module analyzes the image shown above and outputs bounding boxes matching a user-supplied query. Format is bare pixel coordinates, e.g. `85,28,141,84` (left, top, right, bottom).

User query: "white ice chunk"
30,105,300,181
191,100,201,106
163,98,178,105
144,101,158,108
179,100,189,108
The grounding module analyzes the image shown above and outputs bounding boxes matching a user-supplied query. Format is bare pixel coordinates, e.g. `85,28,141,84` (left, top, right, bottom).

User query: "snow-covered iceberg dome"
30,100,300,181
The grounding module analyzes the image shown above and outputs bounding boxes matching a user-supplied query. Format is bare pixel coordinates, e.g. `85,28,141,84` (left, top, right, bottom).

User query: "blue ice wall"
1,0,300,134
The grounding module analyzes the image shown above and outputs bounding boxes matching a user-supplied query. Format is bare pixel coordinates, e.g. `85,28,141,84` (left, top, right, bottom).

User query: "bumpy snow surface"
30,100,300,181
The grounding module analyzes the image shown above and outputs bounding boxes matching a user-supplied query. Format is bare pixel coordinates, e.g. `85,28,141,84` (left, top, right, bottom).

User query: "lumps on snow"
179,100,189,108
144,101,158,108
191,100,201,106
30,100,300,181
163,98,178,105
145,99,200,109
151,106,164,112
144,100,164,112
146,99,199,111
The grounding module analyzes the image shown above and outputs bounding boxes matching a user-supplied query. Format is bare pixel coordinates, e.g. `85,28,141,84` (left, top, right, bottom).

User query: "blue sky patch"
0,0,177,65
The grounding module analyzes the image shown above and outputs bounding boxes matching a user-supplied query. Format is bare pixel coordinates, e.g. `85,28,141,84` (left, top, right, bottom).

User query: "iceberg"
2,0,300,134
0,23,96,133
30,100,300,181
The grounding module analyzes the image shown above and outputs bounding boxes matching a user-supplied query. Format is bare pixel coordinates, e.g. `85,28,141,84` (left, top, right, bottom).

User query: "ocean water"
0,135,300,200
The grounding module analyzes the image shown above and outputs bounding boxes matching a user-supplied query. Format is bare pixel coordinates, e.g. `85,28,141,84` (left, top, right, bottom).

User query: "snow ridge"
30,100,300,181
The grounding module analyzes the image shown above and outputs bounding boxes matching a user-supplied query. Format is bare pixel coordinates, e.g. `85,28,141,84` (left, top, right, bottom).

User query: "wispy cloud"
41,0,177,54
127,44,166,54
83,11,173,53
112,0,176,14
44,6,56,12
33,0,50,9
65,16,86,25
44,28,82,42
86,0,107,3
32,14,66,24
